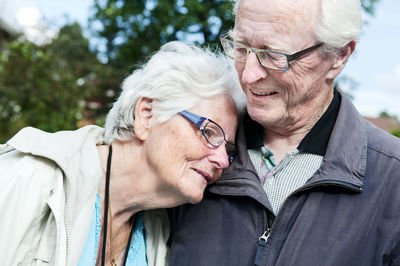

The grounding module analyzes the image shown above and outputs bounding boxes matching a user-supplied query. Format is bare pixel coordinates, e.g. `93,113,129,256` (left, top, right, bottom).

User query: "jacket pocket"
34,208,56,263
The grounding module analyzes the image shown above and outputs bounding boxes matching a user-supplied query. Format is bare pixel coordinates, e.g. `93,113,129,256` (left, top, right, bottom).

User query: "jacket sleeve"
0,145,58,265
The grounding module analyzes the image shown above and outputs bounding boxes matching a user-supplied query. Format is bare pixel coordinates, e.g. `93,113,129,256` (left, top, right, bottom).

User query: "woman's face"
144,94,238,204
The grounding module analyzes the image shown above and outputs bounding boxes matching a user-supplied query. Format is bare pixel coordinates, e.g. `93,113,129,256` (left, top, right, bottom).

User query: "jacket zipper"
36,154,71,265
254,211,271,265
64,178,71,265
254,179,361,265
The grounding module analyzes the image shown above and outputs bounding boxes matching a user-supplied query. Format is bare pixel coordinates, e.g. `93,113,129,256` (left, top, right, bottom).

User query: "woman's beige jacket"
0,126,169,266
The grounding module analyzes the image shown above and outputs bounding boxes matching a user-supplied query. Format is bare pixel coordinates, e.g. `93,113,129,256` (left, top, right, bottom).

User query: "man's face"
234,0,337,131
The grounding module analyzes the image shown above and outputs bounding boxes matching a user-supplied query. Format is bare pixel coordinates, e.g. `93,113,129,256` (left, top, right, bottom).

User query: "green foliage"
379,111,397,119
90,0,234,70
391,129,400,138
87,0,237,125
90,0,380,98
90,0,378,69
1,0,381,142
361,0,380,15
376,111,400,137
0,23,107,142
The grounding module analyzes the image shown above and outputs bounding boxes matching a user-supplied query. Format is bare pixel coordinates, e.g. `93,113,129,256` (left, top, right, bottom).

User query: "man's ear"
134,97,154,141
326,40,356,80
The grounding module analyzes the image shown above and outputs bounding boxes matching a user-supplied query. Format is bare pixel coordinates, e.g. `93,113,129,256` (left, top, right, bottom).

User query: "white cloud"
373,65,400,93
15,7,41,27
15,7,59,45
352,65,400,118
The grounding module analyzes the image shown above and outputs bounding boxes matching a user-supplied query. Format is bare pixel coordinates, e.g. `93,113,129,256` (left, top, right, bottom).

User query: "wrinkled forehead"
234,0,319,42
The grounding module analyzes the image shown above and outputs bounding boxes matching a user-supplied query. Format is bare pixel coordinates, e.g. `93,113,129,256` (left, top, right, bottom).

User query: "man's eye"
235,47,247,54
263,52,281,60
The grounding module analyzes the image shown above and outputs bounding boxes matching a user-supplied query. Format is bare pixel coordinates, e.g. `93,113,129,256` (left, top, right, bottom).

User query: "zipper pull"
254,229,271,265
259,229,271,242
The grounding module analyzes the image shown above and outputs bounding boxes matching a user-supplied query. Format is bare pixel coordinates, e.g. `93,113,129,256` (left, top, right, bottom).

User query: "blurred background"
0,0,399,142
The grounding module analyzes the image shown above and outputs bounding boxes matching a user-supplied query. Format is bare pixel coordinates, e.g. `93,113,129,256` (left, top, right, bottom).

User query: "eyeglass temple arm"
179,110,207,128
286,43,324,62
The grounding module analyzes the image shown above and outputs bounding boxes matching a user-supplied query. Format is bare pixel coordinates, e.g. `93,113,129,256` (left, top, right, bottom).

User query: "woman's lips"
195,169,212,184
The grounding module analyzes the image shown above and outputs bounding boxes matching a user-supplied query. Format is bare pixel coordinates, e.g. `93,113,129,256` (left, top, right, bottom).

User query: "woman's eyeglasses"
179,110,238,165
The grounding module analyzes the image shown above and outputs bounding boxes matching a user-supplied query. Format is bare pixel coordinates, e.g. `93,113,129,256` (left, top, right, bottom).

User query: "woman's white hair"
233,0,362,53
104,41,244,143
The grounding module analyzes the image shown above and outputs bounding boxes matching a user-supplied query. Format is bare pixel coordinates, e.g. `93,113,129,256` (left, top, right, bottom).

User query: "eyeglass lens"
222,38,288,70
203,121,237,164
202,121,224,147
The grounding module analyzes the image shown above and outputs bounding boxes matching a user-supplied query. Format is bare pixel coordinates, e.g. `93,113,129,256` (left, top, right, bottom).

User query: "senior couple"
1,0,399,265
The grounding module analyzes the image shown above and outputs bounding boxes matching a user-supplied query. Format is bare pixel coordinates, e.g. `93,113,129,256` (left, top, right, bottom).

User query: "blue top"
78,194,148,266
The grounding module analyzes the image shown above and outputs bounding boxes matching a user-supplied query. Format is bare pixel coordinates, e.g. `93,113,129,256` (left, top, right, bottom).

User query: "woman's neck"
96,141,185,226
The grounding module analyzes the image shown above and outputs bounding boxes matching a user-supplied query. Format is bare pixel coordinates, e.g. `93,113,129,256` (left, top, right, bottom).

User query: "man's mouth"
250,89,278,96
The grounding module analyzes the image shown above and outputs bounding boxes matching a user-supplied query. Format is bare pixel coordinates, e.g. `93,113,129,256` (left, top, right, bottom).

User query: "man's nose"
241,52,268,85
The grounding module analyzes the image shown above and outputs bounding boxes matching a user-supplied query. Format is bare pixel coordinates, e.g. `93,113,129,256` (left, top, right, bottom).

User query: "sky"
1,0,399,118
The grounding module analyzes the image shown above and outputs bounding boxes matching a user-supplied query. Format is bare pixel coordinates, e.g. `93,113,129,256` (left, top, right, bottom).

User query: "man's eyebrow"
229,30,246,40
230,31,285,52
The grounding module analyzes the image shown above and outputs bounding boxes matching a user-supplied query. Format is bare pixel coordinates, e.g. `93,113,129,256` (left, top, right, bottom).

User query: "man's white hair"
233,0,362,53
104,41,244,143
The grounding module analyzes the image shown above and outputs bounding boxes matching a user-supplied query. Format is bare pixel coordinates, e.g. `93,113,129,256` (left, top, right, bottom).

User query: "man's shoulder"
365,120,400,161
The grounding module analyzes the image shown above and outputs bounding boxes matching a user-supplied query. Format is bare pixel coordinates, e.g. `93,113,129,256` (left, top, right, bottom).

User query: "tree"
379,111,397,119
392,129,400,138
1,0,382,142
361,0,381,15
0,23,108,142
90,0,234,68
90,0,380,65
87,0,237,124
90,0,380,97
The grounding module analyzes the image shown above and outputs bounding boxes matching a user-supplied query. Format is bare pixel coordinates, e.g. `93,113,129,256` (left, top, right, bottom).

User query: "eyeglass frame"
220,33,324,71
179,110,237,164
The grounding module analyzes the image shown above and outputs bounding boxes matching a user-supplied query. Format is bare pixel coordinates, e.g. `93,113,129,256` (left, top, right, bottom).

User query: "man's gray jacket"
168,92,400,266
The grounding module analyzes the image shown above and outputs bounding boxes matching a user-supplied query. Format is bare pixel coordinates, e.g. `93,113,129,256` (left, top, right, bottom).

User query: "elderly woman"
0,41,242,266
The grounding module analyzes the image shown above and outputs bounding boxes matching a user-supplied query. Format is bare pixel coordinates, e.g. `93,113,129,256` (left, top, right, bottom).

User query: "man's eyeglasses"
220,33,324,71
179,110,237,165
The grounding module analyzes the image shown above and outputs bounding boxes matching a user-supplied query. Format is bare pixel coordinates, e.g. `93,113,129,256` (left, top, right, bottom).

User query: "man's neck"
262,87,340,164
263,130,306,163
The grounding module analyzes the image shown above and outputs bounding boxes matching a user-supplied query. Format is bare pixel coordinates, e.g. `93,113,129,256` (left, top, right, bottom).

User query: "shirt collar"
245,88,341,156
244,113,264,149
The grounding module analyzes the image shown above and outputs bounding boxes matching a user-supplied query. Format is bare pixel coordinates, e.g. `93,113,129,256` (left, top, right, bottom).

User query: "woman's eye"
203,128,215,138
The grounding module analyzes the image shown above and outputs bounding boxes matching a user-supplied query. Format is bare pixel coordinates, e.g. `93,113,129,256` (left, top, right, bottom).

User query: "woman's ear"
134,97,154,141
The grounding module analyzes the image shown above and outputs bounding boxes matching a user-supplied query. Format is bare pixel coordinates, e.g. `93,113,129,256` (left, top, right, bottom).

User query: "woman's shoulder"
0,142,60,186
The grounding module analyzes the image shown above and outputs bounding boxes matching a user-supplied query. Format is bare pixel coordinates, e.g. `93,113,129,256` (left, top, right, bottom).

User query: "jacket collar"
7,125,106,215
311,91,367,189
209,110,272,208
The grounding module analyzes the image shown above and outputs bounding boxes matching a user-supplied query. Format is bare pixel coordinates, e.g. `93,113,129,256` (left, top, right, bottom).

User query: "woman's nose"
208,145,230,169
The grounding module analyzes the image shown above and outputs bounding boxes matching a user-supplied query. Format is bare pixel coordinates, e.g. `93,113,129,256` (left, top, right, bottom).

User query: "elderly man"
168,0,400,265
